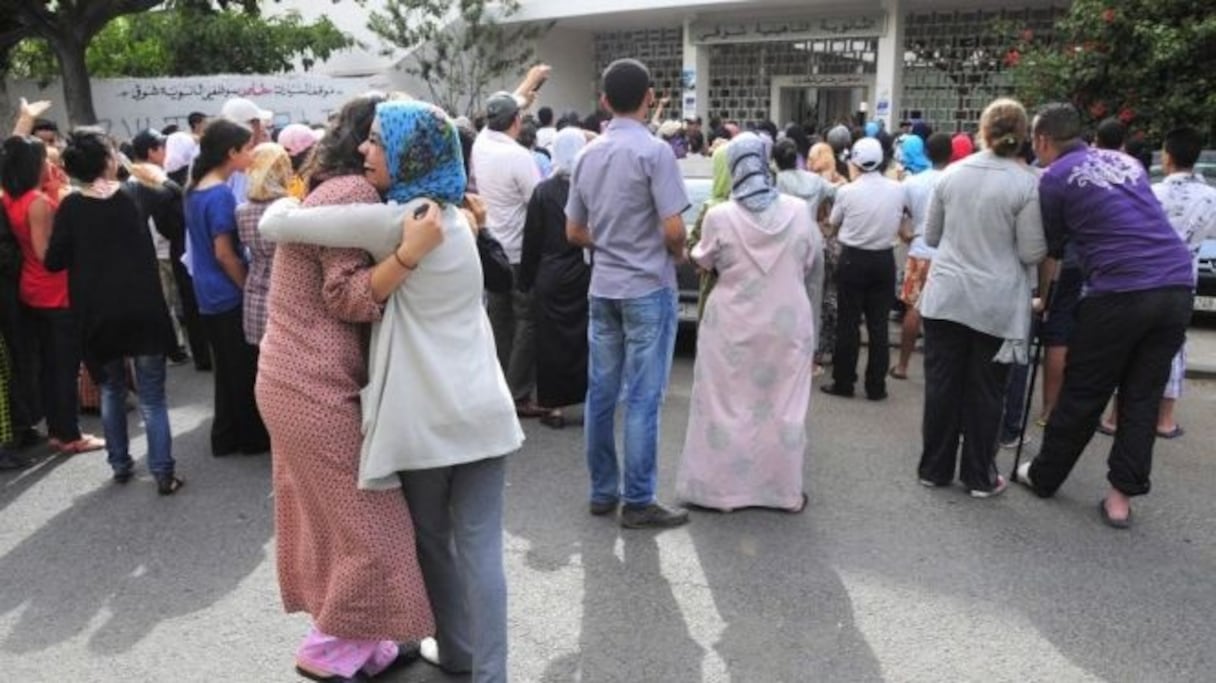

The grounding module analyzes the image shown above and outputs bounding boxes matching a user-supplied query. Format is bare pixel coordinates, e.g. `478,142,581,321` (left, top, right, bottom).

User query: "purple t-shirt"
566,118,690,299
1039,145,1192,296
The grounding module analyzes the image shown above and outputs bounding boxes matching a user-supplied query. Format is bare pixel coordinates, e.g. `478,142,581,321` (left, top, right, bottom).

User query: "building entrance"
777,86,866,128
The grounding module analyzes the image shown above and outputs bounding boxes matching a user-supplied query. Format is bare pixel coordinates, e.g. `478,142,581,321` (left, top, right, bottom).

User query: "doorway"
776,86,866,129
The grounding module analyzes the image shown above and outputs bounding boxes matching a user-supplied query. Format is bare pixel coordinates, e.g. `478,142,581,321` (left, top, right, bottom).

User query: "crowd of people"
0,52,1212,682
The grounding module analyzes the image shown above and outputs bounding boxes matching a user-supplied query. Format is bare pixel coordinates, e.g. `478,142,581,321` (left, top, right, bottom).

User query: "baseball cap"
131,128,166,161
277,123,321,157
485,91,523,127
851,137,883,172
220,97,273,125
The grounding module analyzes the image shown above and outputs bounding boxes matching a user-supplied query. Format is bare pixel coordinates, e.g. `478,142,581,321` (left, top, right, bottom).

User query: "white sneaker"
419,637,440,667
969,475,1008,499
1000,434,1035,450
1015,460,1035,489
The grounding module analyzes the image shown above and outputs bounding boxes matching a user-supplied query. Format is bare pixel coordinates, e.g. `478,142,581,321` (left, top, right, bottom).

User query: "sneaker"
620,502,690,529
0,451,30,471
588,498,619,516
918,477,948,488
968,475,1008,499
1014,460,1035,489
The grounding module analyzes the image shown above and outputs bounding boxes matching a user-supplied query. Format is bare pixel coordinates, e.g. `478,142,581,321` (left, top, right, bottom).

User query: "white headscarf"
550,127,586,177
164,131,199,175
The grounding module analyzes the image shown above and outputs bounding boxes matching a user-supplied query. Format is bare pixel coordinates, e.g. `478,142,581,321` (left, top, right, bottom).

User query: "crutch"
1011,263,1059,478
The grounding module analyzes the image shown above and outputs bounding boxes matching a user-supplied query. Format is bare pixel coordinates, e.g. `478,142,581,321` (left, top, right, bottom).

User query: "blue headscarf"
864,121,880,138
901,134,930,174
727,132,778,213
376,100,466,205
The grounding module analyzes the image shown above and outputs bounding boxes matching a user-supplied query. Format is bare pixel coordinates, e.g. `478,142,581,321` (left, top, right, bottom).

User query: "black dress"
44,186,176,378
518,175,590,408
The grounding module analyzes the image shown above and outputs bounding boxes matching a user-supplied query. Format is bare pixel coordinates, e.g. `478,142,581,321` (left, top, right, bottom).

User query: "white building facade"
281,0,1066,133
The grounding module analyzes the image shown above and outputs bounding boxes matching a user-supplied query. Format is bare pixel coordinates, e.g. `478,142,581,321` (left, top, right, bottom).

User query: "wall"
5,74,381,139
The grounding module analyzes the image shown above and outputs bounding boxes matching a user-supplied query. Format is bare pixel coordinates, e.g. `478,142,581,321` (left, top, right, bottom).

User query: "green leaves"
1001,0,1215,143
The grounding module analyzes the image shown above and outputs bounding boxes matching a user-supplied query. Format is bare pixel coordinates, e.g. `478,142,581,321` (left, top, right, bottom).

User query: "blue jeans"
585,288,678,507
99,355,173,478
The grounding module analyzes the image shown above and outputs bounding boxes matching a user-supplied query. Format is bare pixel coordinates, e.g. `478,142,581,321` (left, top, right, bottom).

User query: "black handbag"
477,229,513,293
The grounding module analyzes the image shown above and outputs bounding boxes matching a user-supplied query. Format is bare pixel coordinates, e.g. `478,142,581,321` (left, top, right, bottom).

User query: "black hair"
0,135,47,197
757,120,779,141
784,124,811,158
537,106,554,127
925,132,953,166
458,126,476,177
61,127,114,183
1163,126,1202,170
602,59,651,115
161,124,180,136
1123,137,1153,173
556,110,579,131
31,119,59,135
301,93,385,191
876,131,895,171
1033,103,1082,142
187,112,207,129
132,130,165,161
517,121,538,150
487,112,517,133
581,111,606,134
190,118,252,190
1095,117,1127,150
773,138,800,171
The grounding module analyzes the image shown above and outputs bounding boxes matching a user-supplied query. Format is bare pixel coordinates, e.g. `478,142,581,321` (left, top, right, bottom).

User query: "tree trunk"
0,78,14,133
52,35,97,126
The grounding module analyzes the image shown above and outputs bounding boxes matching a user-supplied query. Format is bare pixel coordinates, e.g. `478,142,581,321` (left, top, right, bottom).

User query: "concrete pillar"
682,16,710,122
873,0,905,131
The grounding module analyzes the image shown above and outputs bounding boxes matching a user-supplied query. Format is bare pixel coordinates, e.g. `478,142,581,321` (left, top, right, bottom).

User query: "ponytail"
189,119,252,191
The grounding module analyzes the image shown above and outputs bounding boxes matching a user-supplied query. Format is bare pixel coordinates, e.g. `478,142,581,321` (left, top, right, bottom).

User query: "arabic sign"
690,13,887,45
6,74,380,139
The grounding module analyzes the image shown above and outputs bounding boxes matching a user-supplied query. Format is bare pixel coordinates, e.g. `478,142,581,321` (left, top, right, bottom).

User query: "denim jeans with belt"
99,355,173,478
585,287,678,507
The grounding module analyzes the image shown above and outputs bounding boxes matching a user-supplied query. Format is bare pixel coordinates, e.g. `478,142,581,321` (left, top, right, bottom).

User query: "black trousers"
1029,287,1191,497
24,306,82,442
2,286,40,431
919,318,1010,491
200,307,269,455
172,258,211,370
832,246,895,396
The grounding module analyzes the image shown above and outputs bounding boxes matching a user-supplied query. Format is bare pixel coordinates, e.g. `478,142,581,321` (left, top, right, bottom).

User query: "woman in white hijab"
675,132,822,513
517,127,591,428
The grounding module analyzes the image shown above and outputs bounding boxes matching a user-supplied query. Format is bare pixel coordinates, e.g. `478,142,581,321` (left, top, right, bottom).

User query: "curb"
1185,364,1216,380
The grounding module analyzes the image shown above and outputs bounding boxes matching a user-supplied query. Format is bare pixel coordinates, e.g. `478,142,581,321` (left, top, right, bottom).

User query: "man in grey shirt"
566,58,691,529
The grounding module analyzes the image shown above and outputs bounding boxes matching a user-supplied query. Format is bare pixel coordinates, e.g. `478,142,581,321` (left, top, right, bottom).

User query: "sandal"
514,401,548,418
539,410,566,429
156,476,185,496
1099,499,1132,529
888,368,908,380
783,492,809,514
1156,425,1184,439
1096,422,1117,436
57,434,106,455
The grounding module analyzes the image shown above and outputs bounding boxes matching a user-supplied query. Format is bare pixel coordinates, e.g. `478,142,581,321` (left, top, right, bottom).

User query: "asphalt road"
2,335,1214,682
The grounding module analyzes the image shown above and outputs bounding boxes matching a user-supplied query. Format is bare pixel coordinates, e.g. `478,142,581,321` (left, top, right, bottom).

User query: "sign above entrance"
690,13,886,45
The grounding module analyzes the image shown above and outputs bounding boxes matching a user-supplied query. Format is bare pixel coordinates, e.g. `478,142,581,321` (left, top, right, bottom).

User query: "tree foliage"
367,0,552,116
999,0,1216,143
8,9,351,81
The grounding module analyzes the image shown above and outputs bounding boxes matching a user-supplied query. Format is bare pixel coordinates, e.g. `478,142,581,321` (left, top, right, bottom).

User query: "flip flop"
888,368,908,380
1096,423,1117,436
1156,425,1184,439
1099,499,1132,530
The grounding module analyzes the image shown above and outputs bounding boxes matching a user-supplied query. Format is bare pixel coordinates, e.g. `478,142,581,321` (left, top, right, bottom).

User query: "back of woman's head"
302,92,386,190
61,128,114,183
784,124,810,157
773,138,800,171
191,119,253,189
1,135,48,197
980,98,1029,158
245,143,294,202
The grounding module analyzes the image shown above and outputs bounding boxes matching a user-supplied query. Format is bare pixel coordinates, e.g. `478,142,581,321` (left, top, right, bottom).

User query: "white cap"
220,97,272,125
851,137,883,172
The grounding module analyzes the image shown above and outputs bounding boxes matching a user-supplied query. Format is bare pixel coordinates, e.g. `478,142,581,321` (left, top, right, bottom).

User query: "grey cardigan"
918,150,1047,359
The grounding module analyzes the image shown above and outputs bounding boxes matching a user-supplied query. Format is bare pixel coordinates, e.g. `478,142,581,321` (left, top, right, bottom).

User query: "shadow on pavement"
0,420,273,656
